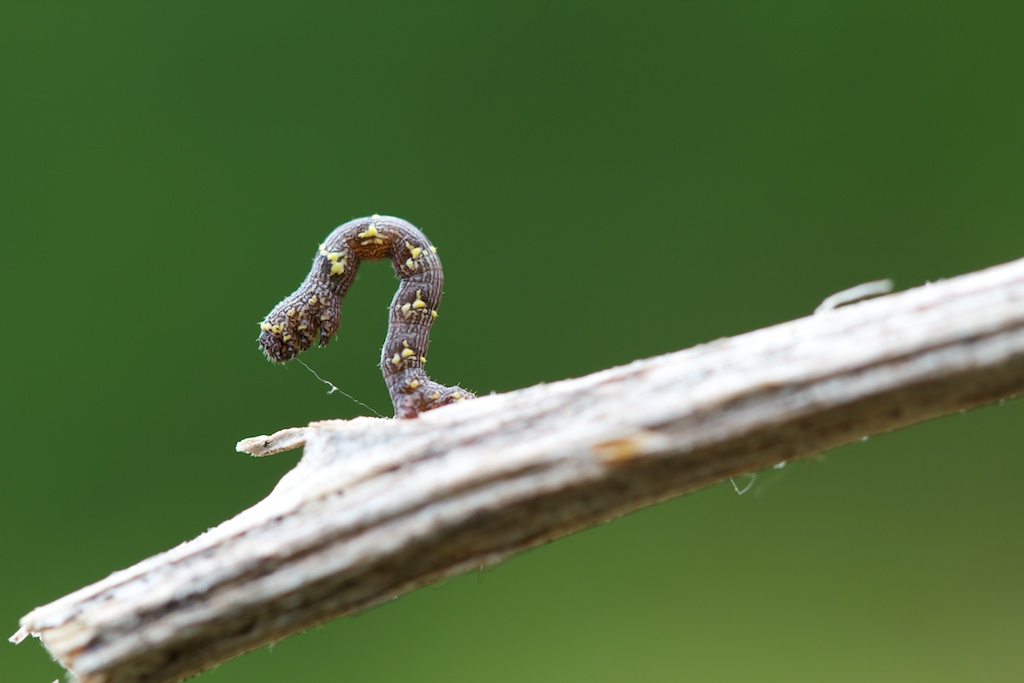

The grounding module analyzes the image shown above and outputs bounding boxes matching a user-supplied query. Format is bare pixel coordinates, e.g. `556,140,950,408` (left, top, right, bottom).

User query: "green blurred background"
3,2,1023,681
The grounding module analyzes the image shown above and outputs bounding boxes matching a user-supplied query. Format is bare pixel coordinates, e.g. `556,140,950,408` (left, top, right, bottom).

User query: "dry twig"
12,257,1024,683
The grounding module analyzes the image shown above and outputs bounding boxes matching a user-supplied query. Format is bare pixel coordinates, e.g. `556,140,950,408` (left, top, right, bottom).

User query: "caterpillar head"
258,291,340,363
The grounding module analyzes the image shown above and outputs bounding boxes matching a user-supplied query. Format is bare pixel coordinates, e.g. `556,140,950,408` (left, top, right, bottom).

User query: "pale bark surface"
12,257,1024,683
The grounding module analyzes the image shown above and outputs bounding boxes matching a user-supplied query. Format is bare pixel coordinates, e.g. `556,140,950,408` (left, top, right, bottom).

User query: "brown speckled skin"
259,215,474,418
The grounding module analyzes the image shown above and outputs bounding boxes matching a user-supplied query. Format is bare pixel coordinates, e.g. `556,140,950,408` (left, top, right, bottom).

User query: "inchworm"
258,215,474,418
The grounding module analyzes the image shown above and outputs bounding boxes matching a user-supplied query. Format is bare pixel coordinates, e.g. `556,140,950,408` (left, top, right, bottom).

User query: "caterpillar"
258,215,474,419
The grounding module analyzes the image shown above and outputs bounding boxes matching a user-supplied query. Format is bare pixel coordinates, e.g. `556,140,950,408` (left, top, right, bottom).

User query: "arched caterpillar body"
258,215,474,419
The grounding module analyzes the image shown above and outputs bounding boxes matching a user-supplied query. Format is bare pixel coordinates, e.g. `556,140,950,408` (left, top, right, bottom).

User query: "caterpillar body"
258,215,474,419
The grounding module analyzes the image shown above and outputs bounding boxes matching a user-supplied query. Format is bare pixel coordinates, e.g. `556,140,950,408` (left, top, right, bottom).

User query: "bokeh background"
3,3,1023,682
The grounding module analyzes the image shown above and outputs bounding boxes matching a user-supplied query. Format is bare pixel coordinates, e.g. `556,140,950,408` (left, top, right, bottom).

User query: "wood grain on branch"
12,257,1024,683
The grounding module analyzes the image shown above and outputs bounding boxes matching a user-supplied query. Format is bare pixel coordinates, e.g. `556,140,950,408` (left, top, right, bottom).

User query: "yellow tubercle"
330,262,345,275
401,302,412,315
401,348,416,358
309,295,318,305
412,290,427,309
391,353,402,366
297,323,308,331
357,223,379,239
283,334,292,342
429,245,437,254
430,310,438,319
287,307,296,317
408,379,420,390
420,356,427,363
260,322,272,332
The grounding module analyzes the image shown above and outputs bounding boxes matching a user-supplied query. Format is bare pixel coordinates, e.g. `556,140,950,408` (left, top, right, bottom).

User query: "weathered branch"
13,257,1024,683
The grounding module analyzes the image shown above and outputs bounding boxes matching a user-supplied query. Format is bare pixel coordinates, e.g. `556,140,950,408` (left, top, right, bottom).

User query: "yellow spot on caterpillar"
452,392,461,399
420,356,427,363
430,310,438,319
406,242,423,259
357,223,379,239
297,324,308,330
412,290,427,309
270,323,284,335
330,261,346,275
309,295,318,305
327,252,343,262
318,243,326,251
287,307,296,317
401,302,412,316
391,353,402,366
405,258,417,270
371,213,381,219
260,322,272,332
430,392,441,400
283,334,292,341
408,379,420,389
321,314,331,321
401,348,416,358
429,245,437,254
